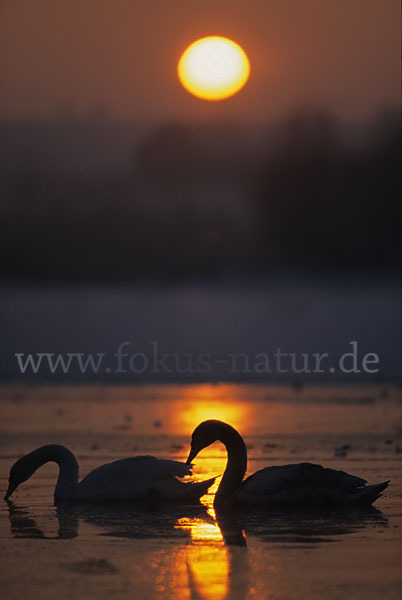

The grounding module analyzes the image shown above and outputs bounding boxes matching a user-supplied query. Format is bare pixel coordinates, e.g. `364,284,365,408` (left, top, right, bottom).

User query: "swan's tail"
184,477,216,501
355,480,390,505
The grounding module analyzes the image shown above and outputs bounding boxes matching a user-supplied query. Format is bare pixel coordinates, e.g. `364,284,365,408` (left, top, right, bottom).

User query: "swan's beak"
186,446,199,465
4,480,17,501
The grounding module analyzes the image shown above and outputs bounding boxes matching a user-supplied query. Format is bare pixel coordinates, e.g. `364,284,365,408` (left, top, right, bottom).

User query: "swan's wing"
80,455,190,487
78,456,211,501
243,462,367,492
236,463,373,506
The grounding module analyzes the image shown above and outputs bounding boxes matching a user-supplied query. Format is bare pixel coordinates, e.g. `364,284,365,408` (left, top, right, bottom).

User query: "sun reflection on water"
176,511,229,600
186,544,229,600
177,384,250,435
176,516,224,543
174,447,235,600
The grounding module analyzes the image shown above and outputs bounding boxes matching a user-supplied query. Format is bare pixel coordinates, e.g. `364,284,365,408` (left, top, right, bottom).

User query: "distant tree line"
0,110,399,281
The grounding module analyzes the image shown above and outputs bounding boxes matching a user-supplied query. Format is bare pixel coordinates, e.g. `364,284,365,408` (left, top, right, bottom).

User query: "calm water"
1,383,401,600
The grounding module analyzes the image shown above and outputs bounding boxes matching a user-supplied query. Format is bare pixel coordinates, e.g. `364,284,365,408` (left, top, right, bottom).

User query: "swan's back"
236,463,389,507
78,456,196,501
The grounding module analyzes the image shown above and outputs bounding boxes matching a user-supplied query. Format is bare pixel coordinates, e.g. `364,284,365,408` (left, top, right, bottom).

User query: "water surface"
1,383,401,599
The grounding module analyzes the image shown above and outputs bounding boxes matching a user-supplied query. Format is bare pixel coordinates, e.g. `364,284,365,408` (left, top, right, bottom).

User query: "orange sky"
0,0,399,122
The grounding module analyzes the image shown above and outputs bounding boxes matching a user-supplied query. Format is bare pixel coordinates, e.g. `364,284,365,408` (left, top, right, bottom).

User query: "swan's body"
187,420,389,508
4,445,214,505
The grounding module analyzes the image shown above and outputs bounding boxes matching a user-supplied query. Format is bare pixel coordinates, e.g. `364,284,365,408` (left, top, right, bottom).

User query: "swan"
186,420,389,508
4,444,215,505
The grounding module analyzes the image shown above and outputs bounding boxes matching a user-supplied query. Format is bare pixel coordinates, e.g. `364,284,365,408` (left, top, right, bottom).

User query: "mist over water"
1,280,401,382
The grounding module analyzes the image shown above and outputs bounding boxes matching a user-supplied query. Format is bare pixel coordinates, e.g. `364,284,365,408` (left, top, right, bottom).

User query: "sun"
178,36,250,101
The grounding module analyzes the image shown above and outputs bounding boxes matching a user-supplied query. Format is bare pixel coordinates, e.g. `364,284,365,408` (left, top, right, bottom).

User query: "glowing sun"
178,36,250,101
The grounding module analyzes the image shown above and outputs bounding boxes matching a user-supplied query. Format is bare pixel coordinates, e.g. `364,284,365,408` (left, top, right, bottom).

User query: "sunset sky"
0,0,399,122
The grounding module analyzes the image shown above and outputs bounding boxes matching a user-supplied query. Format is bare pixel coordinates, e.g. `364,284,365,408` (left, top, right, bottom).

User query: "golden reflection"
176,513,229,600
186,545,229,600
174,438,250,600
177,384,250,435
7,501,250,600
177,517,224,543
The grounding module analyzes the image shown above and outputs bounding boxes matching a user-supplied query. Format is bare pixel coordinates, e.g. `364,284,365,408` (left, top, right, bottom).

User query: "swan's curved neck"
214,424,247,506
26,445,79,502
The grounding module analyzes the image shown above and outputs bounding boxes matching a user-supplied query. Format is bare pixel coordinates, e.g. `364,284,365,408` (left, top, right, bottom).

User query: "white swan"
186,420,389,508
4,444,215,504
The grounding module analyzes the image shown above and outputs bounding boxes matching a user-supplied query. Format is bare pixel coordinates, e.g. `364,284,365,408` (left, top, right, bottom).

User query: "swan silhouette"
4,444,214,504
187,420,389,508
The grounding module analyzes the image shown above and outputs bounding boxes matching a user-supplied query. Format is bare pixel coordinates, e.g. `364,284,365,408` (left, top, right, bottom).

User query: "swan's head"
186,420,227,465
4,456,35,501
